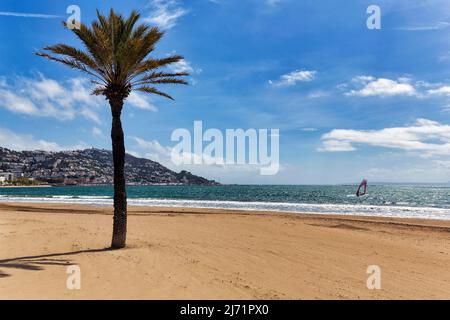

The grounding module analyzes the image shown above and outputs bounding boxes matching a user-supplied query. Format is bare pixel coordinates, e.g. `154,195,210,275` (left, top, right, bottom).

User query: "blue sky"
1,0,450,184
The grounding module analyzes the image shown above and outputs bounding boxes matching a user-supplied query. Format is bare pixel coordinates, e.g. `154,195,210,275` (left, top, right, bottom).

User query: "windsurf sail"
356,179,367,197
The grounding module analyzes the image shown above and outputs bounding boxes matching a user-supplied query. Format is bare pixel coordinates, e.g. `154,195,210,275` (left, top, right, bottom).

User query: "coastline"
1,202,450,299
0,185,52,188
1,196,449,221
1,184,449,221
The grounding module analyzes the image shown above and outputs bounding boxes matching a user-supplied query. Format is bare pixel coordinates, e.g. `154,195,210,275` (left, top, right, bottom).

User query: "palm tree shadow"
0,247,113,278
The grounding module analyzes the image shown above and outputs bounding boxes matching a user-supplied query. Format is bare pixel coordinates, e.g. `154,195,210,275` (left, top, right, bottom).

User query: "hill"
0,147,219,186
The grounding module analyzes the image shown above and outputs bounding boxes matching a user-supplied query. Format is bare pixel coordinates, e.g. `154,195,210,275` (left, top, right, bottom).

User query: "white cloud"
132,137,173,164
126,150,142,158
344,76,450,107
0,75,104,123
428,86,450,96
166,56,202,78
80,109,102,124
319,119,450,157
300,128,317,132
269,70,316,87
127,92,158,111
131,137,214,168
0,11,60,19
92,127,103,139
345,76,417,97
171,59,193,73
433,160,450,169
144,0,188,30
307,90,328,99
130,136,273,178
0,128,61,151
352,75,375,83
0,127,87,152
164,54,201,84
441,104,450,112
0,90,39,115
396,21,450,31
319,140,355,152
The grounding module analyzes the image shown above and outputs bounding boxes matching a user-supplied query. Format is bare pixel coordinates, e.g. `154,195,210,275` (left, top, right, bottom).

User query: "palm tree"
36,9,188,249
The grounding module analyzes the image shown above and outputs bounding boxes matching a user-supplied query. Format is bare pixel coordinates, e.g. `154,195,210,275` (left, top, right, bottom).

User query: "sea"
1,184,450,220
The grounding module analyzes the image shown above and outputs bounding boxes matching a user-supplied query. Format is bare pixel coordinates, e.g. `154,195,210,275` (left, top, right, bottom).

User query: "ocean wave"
78,196,111,199
0,195,450,220
48,195,112,199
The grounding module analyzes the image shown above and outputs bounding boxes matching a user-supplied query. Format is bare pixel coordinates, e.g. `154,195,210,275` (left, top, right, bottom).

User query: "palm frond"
41,44,101,74
134,78,188,86
37,8,188,102
136,86,174,100
133,55,184,78
35,52,106,83
92,87,107,95
132,71,189,84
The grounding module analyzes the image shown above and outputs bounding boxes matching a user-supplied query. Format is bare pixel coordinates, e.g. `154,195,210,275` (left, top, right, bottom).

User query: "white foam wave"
0,196,450,220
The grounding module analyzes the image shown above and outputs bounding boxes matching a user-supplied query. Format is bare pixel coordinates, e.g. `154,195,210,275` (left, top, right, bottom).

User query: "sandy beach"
1,202,450,299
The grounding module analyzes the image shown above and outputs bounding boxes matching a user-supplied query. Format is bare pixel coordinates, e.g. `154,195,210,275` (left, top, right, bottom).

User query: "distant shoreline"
0,185,52,188
0,183,216,188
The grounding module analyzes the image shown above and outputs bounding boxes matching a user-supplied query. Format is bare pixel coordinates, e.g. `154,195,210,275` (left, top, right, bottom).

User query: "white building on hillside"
0,172,15,182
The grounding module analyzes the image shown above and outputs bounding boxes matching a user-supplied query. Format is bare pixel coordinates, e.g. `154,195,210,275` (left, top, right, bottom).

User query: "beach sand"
1,202,450,299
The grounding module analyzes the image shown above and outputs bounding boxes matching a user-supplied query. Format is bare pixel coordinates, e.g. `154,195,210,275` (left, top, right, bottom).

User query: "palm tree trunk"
110,98,127,249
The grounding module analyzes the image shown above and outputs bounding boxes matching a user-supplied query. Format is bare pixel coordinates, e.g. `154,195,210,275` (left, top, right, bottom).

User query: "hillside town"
0,147,219,186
